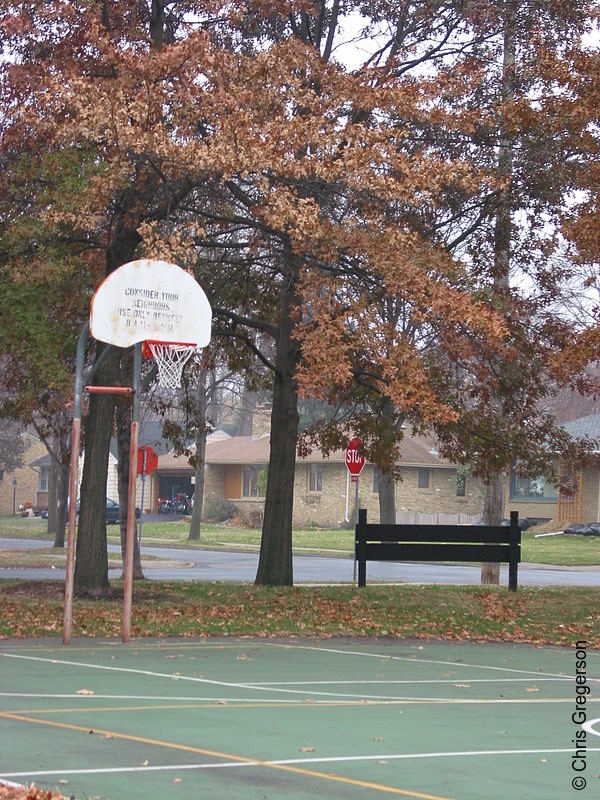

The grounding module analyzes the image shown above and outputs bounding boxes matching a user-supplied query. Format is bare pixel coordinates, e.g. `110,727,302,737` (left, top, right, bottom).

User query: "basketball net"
145,341,197,394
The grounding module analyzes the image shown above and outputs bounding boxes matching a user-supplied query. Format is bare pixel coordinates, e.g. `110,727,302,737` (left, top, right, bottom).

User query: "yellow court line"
11,701,367,714
0,710,453,800
8,696,592,717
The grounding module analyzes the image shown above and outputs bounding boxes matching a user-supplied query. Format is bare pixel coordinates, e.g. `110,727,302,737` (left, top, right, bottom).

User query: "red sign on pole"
345,437,365,482
137,445,158,476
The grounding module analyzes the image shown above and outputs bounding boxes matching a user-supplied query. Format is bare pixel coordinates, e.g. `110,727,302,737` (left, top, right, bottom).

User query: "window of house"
417,468,431,490
456,471,466,497
39,466,49,493
308,464,323,493
510,470,557,500
373,468,380,493
0,469,3,482
243,466,267,498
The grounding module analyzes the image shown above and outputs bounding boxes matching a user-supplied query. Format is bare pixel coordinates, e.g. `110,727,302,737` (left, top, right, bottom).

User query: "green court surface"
1,637,599,799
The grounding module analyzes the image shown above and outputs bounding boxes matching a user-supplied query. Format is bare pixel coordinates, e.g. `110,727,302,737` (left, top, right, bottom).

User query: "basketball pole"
63,327,142,645
63,324,89,645
123,342,142,644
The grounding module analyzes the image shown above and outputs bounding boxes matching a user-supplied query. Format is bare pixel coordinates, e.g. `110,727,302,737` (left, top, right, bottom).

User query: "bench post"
356,508,367,588
508,510,520,592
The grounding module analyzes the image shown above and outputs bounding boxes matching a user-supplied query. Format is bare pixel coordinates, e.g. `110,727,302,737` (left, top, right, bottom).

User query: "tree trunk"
116,391,144,579
238,389,256,436
54,459,69,548
377,399,397,525
47,432,69,547
74,345,119,596
481,473,505,584
255,278,300,586
47,454,59,541
481,2,515,587
189,369,208,540
378,471,396,525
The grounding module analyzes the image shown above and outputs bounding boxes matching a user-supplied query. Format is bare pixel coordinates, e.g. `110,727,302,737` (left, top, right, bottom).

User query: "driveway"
0,537,598,586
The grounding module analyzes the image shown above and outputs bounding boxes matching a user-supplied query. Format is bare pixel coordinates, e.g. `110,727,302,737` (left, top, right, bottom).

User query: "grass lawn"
2,516,600,565
1,580,598,647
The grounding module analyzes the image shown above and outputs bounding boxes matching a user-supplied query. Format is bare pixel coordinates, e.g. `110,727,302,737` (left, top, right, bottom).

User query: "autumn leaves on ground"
1,581,598,647
0,785,66,800
2,583,598,800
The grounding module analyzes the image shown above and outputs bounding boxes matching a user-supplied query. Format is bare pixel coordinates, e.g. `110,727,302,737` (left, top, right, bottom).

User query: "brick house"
155,422,486,526
156,412,600,528
506,413,600,526
0,432,48,515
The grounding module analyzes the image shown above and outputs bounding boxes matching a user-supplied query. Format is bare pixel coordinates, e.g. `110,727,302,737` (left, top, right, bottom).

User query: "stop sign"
345,437,365,480
137,445,158,476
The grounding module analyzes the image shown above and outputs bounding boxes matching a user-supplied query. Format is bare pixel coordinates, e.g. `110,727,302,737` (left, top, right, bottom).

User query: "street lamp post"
12,479,17,515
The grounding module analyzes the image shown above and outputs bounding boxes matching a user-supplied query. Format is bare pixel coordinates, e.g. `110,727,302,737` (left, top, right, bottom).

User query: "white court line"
246,677,570,686
0,692,308,704
4,639,595,682
4,746,600,780
1,652,590,704
0,653,457,702
0,692,591,706
265,642,599,682
583,717,600,737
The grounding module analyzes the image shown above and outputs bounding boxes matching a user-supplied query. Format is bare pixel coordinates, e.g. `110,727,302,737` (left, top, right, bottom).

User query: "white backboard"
90,259,212,348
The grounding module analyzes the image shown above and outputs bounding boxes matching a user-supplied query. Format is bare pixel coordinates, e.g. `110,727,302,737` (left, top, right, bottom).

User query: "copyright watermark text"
571,640,589,791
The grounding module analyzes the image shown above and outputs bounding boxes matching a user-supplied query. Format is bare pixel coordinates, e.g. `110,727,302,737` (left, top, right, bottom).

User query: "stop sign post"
136,445,158,550
346,438,365,583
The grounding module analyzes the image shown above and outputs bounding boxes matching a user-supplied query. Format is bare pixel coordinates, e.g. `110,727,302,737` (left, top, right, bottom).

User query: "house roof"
157,430,233,470
157,429,453,470
563,414,600,442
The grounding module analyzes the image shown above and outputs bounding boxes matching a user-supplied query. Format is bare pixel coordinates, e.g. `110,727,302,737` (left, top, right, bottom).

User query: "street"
1,537,598,586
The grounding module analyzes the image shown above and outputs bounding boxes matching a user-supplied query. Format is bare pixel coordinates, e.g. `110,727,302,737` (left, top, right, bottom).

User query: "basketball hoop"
143,340,198,393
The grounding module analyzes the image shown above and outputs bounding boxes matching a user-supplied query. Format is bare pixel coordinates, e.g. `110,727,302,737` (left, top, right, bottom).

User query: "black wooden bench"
355,509,521,591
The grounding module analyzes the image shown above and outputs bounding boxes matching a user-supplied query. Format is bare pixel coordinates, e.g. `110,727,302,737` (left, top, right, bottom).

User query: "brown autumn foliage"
0,786,65,800
2,1,600,588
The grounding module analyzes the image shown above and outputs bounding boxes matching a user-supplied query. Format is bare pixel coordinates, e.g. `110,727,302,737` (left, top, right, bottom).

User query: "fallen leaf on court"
142,760,149,766
103,734,114,740
173,778,182,783
299,746,315,752
377,760,388,765
58,780,68,785
217,699,228,705
372,737,383,741
526,687,539,693
454,684,470,688
76,689,94,695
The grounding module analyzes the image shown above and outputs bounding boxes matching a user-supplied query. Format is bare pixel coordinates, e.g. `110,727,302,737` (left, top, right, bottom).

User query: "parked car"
106,497,142,524
74,497,141,524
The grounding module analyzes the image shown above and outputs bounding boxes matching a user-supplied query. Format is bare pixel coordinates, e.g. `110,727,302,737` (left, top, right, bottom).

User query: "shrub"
204,496,239,522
